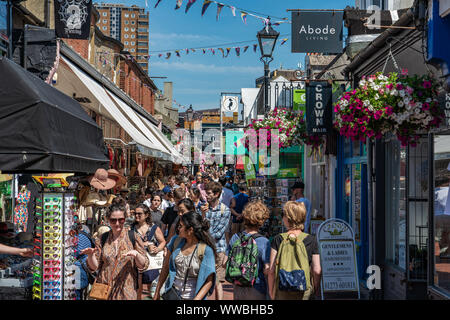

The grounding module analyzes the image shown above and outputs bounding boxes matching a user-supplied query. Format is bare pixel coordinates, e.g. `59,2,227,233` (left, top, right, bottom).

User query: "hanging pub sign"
54,0,92,39
306,81,332,135
317,218,360,300
291,11,344,53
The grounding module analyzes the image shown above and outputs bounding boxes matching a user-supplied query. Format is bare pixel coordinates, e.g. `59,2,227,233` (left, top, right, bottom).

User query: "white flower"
363,100,370,106
425,98,432,103
426,116,432,121
342,100,349,107
375,94,380,100
416,102,422,108
406,104,412,111
359,80,367,87
390,89,398,96
368,105,374,112
398,101,404,107
399,90,405,97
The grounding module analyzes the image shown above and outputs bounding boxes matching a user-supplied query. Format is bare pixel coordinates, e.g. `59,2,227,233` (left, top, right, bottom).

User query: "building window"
130,49,135,52
131,41,135,45
102,26,107,31
124,34,129,38
137,35,148,39
124,41,129,45
125,20,129,25
138,28,147,33
124,27,129,31
125,13,129,18
103,12,107,16
137,49,147,53
137,42,146,47
131,28,135,32
131,35,135,39
131,14,135,18
432,133,450,294
103,19,107,24
131,21,135,25
385,139,407,270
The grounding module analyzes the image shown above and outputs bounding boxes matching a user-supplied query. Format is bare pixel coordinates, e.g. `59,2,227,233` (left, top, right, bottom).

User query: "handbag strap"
182,243,199,292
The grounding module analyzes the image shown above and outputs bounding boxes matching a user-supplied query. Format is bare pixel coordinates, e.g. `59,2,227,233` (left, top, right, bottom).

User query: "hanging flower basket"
242,108,324,151
334,71,443,146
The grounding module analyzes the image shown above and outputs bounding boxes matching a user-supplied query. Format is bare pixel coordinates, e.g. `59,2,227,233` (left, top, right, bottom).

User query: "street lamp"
185,104,194,173
257,20,279,114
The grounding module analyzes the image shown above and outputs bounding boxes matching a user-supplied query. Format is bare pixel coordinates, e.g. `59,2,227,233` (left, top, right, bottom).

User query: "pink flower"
396,84,404,90
423,81,432,89
386,83,393,90
401,68,408,76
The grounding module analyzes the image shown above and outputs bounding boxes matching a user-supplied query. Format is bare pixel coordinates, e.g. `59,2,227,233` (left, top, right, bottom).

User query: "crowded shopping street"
0,0,449,306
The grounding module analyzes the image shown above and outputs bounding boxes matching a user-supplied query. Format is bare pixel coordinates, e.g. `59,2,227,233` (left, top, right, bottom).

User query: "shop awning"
136,113,188,164
62,57,171,160
0,57,108,174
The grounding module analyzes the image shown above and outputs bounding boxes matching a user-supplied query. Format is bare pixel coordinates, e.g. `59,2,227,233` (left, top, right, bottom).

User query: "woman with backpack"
81,204,149,300
226,200,271,300
268,201,321,300
153,211,216,300
132,204,166,297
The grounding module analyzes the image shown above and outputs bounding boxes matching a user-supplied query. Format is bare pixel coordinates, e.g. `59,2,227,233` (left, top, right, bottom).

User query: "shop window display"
433,134,450,293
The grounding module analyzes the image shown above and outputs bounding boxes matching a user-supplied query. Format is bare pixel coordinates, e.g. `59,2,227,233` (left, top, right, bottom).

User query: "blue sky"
94,0,354,112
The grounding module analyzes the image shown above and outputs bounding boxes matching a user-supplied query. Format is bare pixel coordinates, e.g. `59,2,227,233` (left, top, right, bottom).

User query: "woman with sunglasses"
81,205,149,300
153,211,216,300
132,204,166,296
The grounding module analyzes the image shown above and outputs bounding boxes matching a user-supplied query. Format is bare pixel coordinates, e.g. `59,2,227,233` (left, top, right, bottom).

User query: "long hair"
180,212,216,257
133,203,152,226
177,198,195,212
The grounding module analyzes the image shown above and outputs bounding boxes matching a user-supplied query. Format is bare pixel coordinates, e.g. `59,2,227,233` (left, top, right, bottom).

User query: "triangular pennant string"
243,45,249,53
218,47,224,57
235,47,240,57
185,0,197,13
225,47,230,57
216,3,224,21
201,0,212,16
175,0,183,10
166,52,171,59
253,44,258,52
230,6,236,16
241,11,248,24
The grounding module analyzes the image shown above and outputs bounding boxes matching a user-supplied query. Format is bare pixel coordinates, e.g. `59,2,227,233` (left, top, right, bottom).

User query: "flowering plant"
387,72,443,146
334,71,443,146
243,108,324,150
334,72,398,142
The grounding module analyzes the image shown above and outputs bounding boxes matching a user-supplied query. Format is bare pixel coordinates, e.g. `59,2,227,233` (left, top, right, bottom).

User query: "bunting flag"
186,49,189,54
243,45,249,53
185,0,197,13
191,48,196,52
211,48,215,55
202,49,206,54
175,0,183,10
155,0,163,8
280,38,288,45
158,54,163,58
241,11,248,24
201,0,212,16
225,47,230,57
253,44,258,52
166,52,171,59
235,47,240,57
218,47,224,57
216,3,224,21
175,50,181,57
230,5,236,16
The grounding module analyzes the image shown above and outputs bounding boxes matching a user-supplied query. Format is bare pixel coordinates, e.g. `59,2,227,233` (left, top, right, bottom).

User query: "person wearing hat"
291,181,312,233
160,186,173,213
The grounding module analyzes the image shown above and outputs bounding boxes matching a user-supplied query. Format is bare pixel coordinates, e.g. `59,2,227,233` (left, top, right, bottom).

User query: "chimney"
164,82,173,105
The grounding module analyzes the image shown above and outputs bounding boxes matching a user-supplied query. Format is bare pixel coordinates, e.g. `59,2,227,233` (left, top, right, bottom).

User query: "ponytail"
181,212,217,257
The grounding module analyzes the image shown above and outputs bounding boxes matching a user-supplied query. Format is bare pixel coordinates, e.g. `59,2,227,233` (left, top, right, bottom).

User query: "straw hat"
88,168,116,190
107,169,127,187
82,192,108,207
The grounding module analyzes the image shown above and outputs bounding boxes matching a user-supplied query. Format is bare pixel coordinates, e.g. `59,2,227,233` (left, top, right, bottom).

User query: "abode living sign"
306,82,332,135
317,218,360,299
291,11,344,53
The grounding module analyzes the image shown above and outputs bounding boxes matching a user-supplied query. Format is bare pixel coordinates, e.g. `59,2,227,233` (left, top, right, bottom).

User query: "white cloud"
150,61,260,74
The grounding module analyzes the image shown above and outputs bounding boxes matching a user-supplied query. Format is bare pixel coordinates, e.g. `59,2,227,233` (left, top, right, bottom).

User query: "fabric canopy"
0,57,108,174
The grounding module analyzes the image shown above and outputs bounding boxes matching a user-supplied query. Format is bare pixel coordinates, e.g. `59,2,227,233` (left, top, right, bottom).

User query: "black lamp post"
257,20,279,115
185,104,194,172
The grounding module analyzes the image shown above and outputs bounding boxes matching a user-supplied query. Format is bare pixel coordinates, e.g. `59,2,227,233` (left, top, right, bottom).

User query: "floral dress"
14,190,31,233
94,227,149,300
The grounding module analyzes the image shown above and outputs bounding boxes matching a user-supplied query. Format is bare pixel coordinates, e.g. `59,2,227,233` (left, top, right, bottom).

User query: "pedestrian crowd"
0,164,320,300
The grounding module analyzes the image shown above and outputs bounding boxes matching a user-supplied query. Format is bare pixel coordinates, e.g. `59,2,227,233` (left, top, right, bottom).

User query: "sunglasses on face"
109,218,125,224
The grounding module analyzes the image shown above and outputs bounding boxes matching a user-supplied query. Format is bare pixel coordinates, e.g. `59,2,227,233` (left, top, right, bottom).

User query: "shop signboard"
225,131,245,155
293,89,306,114
54,0,93,39
243,155,256,181
291,11,344,53
306,82,333,135
317,218,360,299
277,168,298,178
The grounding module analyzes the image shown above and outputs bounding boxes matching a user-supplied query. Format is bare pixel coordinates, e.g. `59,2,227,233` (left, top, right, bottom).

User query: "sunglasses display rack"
32,190,79,300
